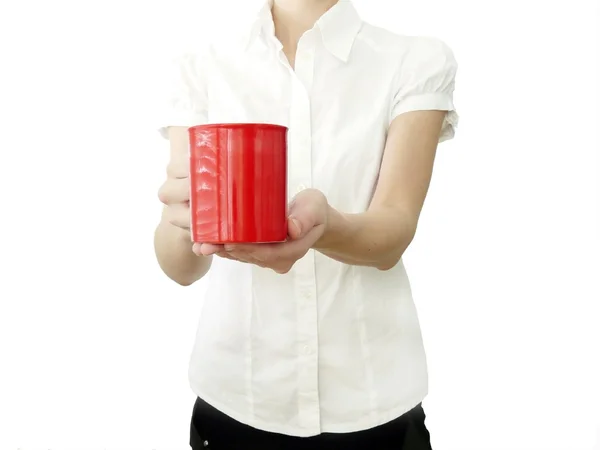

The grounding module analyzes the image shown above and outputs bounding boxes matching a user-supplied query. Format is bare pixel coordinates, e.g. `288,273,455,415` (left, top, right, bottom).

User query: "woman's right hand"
154,126,210,285
158,159,191,232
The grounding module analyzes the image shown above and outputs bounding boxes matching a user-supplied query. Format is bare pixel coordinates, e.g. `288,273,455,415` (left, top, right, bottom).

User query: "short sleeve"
157,51,209,140
390,38,459,143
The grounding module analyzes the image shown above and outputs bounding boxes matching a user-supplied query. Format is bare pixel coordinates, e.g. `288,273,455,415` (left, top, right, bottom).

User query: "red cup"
188,123,288,244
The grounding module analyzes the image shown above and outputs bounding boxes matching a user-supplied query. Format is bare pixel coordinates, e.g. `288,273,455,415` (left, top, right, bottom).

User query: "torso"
172,0,457,437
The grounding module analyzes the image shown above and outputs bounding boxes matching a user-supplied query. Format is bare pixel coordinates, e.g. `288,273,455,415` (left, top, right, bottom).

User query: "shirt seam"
352,265,379,422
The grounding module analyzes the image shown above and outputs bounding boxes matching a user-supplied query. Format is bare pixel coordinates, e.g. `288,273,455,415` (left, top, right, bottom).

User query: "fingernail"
291,218,302,234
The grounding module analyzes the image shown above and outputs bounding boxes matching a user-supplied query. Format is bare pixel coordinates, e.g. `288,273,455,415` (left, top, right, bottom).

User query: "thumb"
287,189,326,240
287,217,304,240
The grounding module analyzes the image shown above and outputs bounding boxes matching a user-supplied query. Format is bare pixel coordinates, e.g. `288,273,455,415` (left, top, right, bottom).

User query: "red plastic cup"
188,123,288,244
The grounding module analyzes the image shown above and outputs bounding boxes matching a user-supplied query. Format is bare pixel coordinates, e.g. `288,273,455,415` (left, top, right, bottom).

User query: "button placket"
295,32,315,91
288,34,320,432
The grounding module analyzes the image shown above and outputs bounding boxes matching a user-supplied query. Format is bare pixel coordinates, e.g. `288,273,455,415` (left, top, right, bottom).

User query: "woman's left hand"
192,189,329,274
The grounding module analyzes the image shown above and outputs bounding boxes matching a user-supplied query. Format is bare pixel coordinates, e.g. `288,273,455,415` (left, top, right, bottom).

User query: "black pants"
190,397,432,449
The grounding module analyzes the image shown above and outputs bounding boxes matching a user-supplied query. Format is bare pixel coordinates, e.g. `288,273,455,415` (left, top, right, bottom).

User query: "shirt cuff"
391,92,458,143
158,113,207,140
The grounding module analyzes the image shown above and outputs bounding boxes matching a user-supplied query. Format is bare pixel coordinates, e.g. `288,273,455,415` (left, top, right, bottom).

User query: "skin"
196,110,446,272
271,0,339,68
154,126,212,286
154,0,448,282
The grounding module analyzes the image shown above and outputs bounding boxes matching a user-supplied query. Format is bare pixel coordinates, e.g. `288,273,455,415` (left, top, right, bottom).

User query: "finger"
225,244,273,262
273,265,292,275
287,189,327,239
287,217,303,240
251,229,319,264
193,243,223,257
215,251,267,268
215,251,240,261
225,250,267,268
166,159,189,179
165,203,190,229
158,177,190,205
221,243,293,271
199,243,225,256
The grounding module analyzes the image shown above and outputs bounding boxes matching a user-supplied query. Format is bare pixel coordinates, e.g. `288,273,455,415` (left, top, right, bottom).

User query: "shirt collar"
245,0,362,62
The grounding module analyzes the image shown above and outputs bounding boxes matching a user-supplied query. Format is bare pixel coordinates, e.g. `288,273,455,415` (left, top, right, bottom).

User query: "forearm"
154,216,212,286
313,205,417,270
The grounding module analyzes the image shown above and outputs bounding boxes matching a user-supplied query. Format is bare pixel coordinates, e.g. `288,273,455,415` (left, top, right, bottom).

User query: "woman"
155,0,458,448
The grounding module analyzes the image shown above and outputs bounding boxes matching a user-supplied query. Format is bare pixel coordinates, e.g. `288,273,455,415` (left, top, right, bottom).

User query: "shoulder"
170,39,214,69
162,40,216,95
357,24,456,71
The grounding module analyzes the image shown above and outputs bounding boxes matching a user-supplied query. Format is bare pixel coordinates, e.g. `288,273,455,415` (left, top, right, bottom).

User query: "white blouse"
159,0,458,438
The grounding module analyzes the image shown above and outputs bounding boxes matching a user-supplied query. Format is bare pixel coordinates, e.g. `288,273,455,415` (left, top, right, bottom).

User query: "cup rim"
188,123,288,132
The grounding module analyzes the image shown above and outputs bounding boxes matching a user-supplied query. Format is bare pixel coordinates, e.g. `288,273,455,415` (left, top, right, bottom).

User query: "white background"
0,0,598,449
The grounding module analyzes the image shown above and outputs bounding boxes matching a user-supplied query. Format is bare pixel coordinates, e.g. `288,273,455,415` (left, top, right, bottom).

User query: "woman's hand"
192,189,329,274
